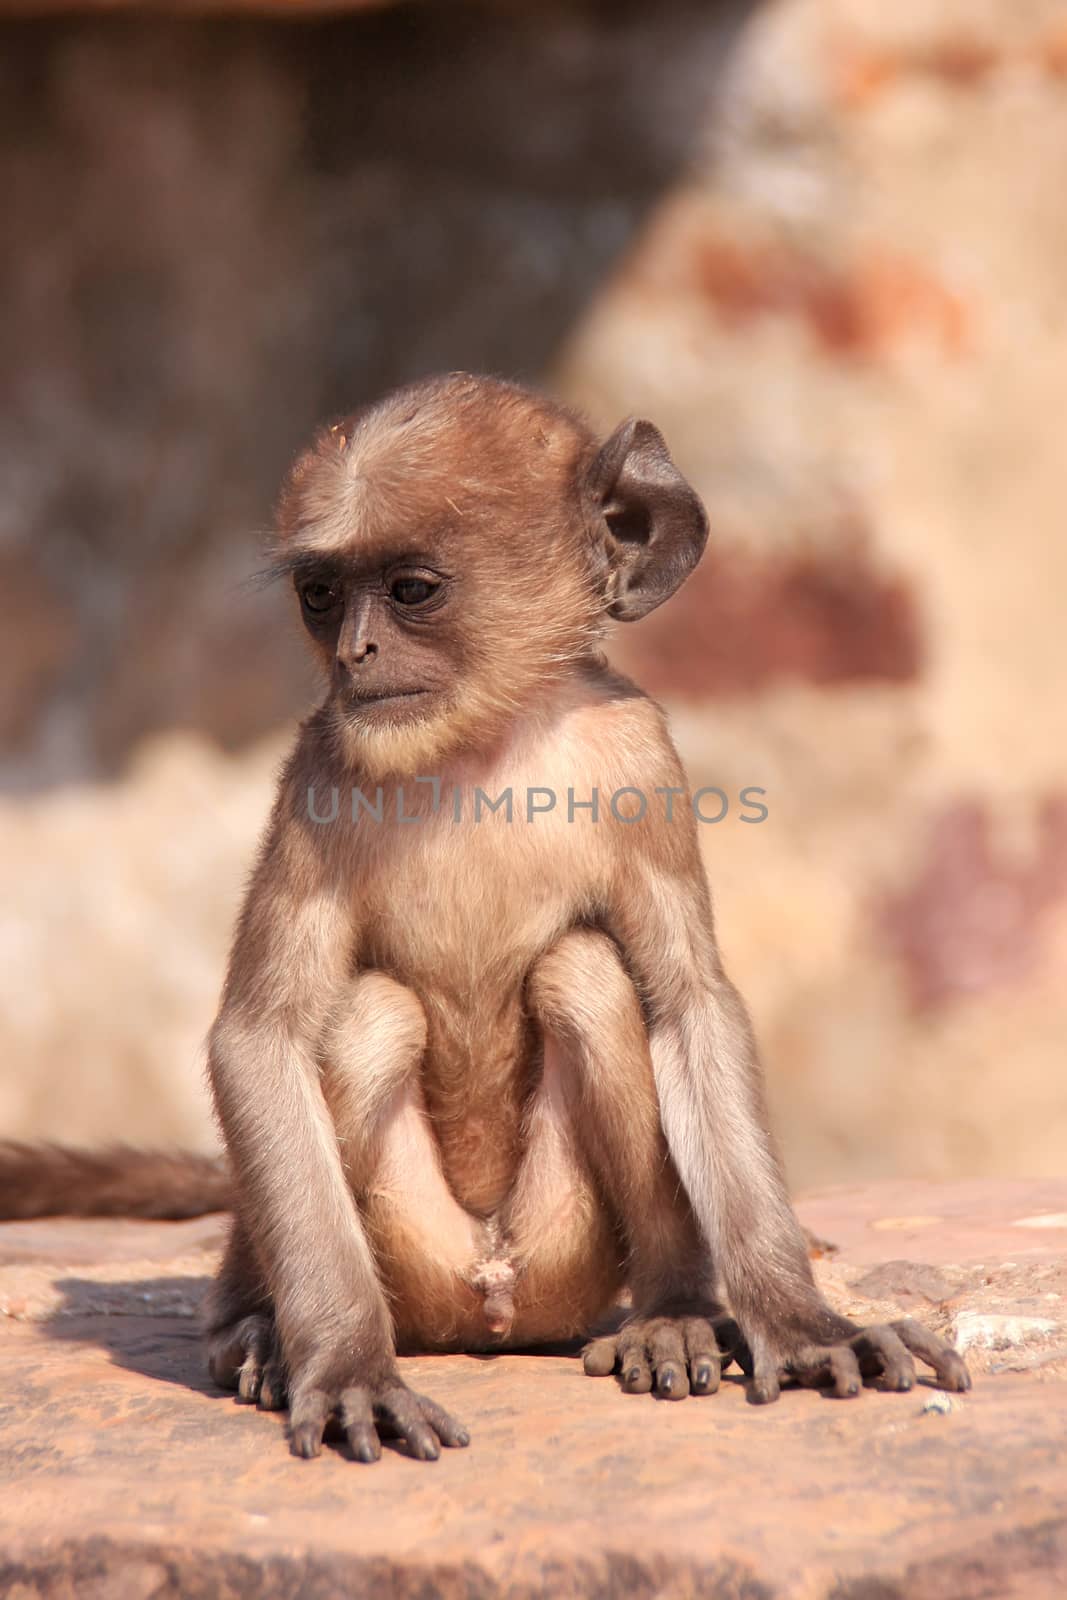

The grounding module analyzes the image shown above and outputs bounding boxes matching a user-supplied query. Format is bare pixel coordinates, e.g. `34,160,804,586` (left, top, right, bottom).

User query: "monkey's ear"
586,419,708,622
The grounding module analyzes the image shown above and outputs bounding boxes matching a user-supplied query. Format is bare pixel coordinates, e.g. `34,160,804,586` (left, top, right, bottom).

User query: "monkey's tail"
0,1142,232,1221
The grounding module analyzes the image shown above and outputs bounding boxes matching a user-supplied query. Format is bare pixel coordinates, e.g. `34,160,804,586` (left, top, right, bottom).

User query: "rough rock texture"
1,0,1066,1186
1,1182,1065,1599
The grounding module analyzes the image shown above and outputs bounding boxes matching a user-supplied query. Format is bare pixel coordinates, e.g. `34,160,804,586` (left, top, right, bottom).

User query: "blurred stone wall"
1,1,740,789
1,0,1065,1184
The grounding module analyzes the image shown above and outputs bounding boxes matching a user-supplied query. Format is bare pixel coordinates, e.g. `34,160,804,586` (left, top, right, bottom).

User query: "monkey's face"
290,507,599,779
292,541,480,739
275,375,708,778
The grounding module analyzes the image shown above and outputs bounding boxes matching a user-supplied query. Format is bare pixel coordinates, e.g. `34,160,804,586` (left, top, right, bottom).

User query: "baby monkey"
203,373,969,1459
4,375,970,1462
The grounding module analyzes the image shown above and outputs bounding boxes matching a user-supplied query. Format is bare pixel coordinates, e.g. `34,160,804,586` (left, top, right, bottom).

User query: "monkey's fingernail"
694,1364,712,1387
626,1368,642,1386
454,1429,471,1447
659,1371,674,1394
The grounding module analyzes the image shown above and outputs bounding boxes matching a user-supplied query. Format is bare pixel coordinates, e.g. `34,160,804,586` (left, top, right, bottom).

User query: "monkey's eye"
390,577,438,607
301,582,340,614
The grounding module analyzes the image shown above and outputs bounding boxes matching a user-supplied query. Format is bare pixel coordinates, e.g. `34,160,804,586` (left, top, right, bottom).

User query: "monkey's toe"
619,1339,654,1394
647,1322,689,1399
583,1312,734,1400
582,1336,619,1378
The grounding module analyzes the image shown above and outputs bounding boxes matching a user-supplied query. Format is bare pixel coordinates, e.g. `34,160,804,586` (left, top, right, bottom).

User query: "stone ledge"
1,1181,1065,1599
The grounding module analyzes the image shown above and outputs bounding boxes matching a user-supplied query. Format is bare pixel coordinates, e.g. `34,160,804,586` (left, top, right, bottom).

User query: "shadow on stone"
45,1274,219,1397
41,1274,602,1414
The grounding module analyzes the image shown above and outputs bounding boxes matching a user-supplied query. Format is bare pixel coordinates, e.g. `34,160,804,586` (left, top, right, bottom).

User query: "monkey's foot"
207,1312,288,1411
288,1371,471,1464
746,1317,972,1404
582,1312,741,1400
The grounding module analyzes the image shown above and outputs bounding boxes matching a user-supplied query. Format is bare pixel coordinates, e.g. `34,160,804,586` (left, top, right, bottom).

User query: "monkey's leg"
482,1031,624,1346
516,929,738,1396
324,972,486,1352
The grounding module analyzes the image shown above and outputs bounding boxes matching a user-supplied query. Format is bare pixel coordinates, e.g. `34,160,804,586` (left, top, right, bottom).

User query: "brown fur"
0,375,969,1461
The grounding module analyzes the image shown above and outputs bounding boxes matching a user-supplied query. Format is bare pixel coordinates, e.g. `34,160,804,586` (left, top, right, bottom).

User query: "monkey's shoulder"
555,665,687,788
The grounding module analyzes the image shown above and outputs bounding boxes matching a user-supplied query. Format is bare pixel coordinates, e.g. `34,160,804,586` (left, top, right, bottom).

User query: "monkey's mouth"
343,688,432,712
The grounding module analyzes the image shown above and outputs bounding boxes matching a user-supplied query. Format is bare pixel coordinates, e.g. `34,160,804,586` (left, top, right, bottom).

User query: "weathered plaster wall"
1,1,1065,1182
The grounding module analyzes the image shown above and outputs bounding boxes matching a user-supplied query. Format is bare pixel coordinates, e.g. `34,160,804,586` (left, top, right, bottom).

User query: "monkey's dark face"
292,544,465,728
275,374,708,777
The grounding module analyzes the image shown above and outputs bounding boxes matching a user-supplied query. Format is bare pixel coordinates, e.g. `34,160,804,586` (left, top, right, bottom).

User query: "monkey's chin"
329,695,458,780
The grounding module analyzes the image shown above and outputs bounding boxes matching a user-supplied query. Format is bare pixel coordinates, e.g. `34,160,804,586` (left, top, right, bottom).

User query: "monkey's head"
274,374,708,778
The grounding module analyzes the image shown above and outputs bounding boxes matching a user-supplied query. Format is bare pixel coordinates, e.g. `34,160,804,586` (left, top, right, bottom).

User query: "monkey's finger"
376,1387,440,1461
413,1393,471,1450
582,1336,620,1378
792,1345,860,1397
891,1318,972,1392
749,1346,781,1404
339,1387,382,1464
852,1325,914,1391
288,1388,331,1459
825,1345,862,1397
647,1323,689,1400
617,1334,653,1395
682,1319,722,1395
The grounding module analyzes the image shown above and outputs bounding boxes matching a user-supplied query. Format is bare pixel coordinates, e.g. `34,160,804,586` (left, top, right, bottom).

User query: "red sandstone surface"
0,1181,1064,1598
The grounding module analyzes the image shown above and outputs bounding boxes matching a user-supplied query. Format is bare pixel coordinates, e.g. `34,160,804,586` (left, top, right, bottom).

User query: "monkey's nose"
344,641,378,666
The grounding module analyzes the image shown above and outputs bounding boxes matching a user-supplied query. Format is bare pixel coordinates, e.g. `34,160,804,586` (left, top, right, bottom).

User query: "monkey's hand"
743,1315,971,1404
583,1311,743,1400
211,1314,470,1461
286,1358,471,1463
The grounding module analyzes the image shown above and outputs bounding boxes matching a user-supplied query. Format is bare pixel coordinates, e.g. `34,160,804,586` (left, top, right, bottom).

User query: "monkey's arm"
207,788,468,1460
604,836,970,1402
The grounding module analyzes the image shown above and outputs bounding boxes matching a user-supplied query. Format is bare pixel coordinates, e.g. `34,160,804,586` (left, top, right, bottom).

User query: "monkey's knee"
323,972,427,1141
529,928,645,1049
